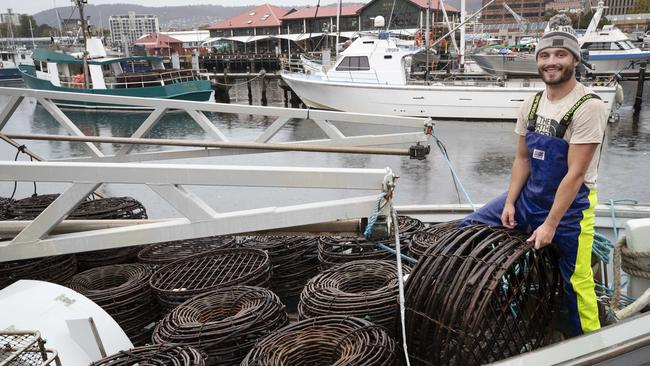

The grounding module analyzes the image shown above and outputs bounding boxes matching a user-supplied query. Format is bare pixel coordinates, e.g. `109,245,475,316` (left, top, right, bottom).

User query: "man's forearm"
545,172,585,228
506,157,530,205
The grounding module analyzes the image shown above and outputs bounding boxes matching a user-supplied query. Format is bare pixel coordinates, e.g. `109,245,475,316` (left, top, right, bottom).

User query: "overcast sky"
5,0,347,15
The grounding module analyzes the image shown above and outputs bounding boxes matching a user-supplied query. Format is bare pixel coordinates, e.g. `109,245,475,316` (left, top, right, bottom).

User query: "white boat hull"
282,73,617,120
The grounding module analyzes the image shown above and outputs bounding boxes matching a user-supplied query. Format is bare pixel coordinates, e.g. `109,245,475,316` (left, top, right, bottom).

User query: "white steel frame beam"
0,87,430,163
0,161,394,261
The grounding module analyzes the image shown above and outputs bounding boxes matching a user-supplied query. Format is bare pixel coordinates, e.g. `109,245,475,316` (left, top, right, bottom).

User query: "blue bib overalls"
461,92,601,336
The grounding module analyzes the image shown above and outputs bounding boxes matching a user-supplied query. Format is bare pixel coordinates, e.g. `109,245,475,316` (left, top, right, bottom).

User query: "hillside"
33,4,251,31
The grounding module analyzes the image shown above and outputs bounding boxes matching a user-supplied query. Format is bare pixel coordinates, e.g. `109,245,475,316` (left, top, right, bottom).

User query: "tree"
630,0,650,14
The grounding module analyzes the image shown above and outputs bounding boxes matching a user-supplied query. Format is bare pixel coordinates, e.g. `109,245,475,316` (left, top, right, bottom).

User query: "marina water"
1,79,648,219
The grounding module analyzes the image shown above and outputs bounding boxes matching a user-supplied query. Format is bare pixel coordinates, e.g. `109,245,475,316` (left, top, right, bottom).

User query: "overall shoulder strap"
555,93,601,139
527,91,544,131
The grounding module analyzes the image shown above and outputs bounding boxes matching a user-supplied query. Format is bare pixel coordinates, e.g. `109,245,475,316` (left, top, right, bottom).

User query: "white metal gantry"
0,87,431,163
0,161,396,261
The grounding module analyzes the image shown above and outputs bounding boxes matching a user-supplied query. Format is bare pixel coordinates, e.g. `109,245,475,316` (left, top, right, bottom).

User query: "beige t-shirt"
515,83,608,189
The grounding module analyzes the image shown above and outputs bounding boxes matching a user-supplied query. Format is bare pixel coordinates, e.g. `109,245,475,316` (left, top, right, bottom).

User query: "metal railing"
0,87,430,163
0,87,430,260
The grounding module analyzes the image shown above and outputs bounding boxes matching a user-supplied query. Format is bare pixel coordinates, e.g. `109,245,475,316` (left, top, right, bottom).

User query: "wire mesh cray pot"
240,236,319,299
241,315,399,365
405,225,562,365
76,246,143,272
298,259,410,337
3,195,147,220
409,220,462,261
152,286,288,366
137,236,236,267
89,344,207,365
66,264,159,346
0,330,61,365
149,248,272,313
0,255,77,290
0,197,12,221
318,215,422,269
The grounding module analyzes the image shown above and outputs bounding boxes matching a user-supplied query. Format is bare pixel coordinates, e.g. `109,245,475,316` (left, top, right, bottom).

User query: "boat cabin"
324,32,419,85
26,49,202,90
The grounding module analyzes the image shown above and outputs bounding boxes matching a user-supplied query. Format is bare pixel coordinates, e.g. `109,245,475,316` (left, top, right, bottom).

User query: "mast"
335,0,341,57
425,0,430,79
28,17,36,49
460,0,466,68
76,0,90,89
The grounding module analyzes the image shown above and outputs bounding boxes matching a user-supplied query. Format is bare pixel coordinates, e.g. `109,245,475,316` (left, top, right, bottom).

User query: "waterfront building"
162,30,211,49
109,12,160,47
204,0,459,55
133,33,183,56
606,13,650,34
480,0,546,25
545,0,584,14
604,0,638,16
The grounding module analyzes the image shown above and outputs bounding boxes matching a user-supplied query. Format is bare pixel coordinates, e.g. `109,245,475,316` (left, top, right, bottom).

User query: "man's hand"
527,222,556,250
501,203,517,229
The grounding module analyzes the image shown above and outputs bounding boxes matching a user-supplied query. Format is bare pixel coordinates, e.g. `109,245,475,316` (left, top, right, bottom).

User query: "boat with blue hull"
19,39,212,110
0,49,32,81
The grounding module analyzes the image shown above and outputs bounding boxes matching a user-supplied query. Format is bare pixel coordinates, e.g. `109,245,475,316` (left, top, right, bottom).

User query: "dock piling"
261,69,268,106
247,70,253,106
634,61,646,115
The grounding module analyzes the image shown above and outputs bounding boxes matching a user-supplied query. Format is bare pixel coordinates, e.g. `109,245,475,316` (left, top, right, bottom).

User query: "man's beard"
538,64,574,85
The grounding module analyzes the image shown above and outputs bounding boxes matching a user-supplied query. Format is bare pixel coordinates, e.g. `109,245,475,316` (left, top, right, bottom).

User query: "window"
336,56,370,71
41,62,48,72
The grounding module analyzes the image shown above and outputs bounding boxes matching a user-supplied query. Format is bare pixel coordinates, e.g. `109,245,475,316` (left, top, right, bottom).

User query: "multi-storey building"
0,9,20,26
605,0,638,16
109,12,159,46
480,0,546,25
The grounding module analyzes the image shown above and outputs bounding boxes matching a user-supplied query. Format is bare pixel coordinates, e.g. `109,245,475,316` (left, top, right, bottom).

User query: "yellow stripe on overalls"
571,189,601,333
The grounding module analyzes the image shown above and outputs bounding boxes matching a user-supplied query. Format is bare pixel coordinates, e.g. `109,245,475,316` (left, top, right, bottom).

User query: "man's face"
537,48,578,85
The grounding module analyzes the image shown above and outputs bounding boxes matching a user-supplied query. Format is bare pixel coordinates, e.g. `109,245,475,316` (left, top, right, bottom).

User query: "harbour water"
0,79,648,219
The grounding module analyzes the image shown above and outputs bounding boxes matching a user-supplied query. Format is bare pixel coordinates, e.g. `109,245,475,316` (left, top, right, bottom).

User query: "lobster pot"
89,344,207,365
241,315,399,366
0,255,77,290
318,216,422,269
67,264,159,346
405,225,561,365
137,235,236,267
4,195,147,220
240,236,319,299
409,220,461,260
76,246,143,272
149,248,271,313
298,260,410,337
0,197,12,221
153,286,288,366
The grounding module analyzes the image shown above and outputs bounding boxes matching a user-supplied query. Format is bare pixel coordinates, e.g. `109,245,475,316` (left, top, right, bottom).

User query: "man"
461,17,609,336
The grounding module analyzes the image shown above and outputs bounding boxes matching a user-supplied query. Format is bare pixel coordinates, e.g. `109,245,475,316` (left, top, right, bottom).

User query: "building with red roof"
203,0,461,55
133,33,183,56
208,4,292,37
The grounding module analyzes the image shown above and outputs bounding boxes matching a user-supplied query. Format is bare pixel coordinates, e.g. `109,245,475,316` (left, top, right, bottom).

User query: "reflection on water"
0,79,648,218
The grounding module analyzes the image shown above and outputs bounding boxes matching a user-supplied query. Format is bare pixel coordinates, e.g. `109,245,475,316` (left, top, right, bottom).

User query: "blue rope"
607,198,638,240
374,242,418,265
427,131,476,211
593,232,614,264
364,192,418,264
363,192,387,239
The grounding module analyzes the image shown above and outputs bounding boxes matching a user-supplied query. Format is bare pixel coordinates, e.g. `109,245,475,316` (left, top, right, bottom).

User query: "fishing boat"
17,0,212,110
282,32,622,120
19,38,212,110
471,1,650,78
0,48,32,81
